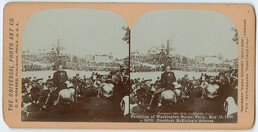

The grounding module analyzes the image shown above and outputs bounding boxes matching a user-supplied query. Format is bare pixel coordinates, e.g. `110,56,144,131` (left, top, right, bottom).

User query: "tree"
72,55,79,64
231,27,238,44
122,26,130,44
182,56,189,64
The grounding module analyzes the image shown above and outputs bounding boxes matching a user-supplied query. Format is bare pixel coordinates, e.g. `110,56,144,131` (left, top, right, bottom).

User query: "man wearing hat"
112,74,127,113
30,78,43,104
160,66,176,90
180,73,189,88
46,76,53,88
53,65,68,91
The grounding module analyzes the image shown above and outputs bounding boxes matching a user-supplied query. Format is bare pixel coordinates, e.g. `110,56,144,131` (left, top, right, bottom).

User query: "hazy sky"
131,9,238,60
23,8,128,59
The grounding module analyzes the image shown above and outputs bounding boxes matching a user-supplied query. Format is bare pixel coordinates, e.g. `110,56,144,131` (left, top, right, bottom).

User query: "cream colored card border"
2,2,255,129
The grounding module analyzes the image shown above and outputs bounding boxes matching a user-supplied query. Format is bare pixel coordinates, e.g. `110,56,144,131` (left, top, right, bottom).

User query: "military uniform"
160,71,176,90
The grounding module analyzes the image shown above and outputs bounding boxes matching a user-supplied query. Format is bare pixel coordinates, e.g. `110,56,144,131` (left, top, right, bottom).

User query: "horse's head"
65,81,73,88
160,90,177,106
100,83,114,98
205,84,219,99
111,74,121,84
93,80,101,89
174,89,181,97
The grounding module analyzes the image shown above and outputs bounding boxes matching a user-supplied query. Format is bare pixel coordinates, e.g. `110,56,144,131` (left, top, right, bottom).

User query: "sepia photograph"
130,9,238,123
2,2,256,129
21,8,130,122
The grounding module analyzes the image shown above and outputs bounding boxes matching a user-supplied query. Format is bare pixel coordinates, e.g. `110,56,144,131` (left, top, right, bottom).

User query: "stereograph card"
2,2,255,129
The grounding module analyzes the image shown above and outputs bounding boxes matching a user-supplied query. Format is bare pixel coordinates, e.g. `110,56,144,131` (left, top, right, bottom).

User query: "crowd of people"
21,65,130,121
180,63,236,72
22,63,52,71
21,62,238,122
69,62,122,71
130,64,162,72
22,61,123,72
130,54,236,73
130,62,234,73
22,51,125,72
129,66,238,120
131,54,169,65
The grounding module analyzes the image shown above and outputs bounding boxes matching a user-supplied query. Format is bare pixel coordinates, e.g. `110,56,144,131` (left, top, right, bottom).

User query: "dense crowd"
131,54,168,65
23,51,125,72
130,53,236,73
130,64,162,72
180,63,236,72
23,50,62,64
21,65,130,121
129,67,238,119
22,63,52,71
22,61,123,72
130,61,234,73
69,62,122,71
21,60,238,122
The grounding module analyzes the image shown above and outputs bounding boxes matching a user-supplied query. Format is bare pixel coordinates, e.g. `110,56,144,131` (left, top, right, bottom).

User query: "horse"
54,82,75,105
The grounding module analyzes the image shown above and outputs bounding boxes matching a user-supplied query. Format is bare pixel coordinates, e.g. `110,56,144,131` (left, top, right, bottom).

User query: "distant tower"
56,39,61,54
109,53,113,60
218,53,223,61
167,38,176,56
56,39,65,55
167,39,170,55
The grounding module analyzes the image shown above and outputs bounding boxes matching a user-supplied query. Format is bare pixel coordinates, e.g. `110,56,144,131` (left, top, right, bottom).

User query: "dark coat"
160,71,176,90
217,83,233,104
53,70,68,89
